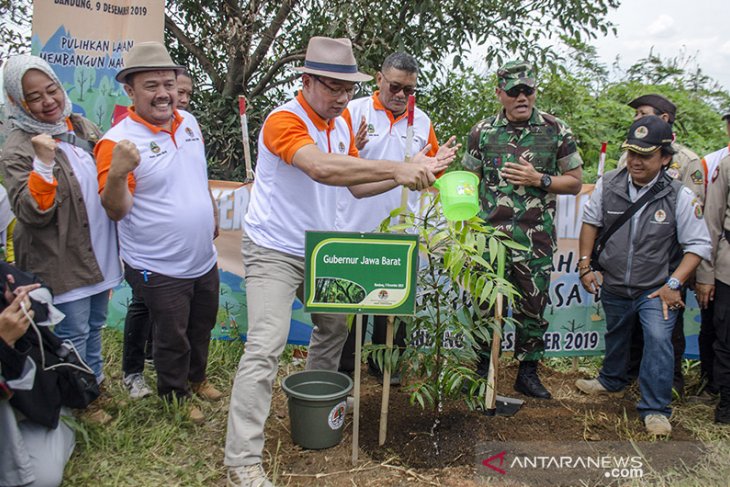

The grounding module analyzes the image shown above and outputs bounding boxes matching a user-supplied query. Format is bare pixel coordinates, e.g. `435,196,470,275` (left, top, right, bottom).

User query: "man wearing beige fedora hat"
95,41,221,423
224,36,457,486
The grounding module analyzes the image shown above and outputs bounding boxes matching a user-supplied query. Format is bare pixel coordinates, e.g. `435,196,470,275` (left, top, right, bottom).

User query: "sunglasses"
504,85,535,98
380,72,416,96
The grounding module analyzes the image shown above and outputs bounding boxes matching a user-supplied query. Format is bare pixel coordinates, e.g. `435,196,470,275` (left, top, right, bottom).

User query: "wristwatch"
667,277,681,290
540,173,552,189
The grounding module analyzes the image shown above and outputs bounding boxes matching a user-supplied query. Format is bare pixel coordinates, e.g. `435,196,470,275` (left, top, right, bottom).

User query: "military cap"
621,115,676,155
628,94,677,123
722,110,730,121
497,60,536,90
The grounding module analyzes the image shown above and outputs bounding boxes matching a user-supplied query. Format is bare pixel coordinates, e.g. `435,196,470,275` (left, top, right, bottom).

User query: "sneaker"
575,378,623,396
227,463,274,487
83,407,113,425
123,373,152,399
644,414,672,436
191,380,224,401
188,404,205,424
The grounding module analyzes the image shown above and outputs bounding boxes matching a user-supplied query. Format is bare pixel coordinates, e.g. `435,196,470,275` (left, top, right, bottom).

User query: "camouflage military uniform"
463,108,583,361
617,143,704,201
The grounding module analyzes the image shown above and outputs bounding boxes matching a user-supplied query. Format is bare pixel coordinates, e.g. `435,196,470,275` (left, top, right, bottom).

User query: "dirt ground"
264,362,711,486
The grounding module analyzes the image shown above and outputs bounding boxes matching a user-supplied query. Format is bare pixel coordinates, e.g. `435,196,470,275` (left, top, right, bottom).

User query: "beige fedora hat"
293,37,372,82
116,41,185,83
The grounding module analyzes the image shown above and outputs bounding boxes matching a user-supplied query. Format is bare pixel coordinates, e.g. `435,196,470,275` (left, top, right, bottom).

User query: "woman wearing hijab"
1,54,122,385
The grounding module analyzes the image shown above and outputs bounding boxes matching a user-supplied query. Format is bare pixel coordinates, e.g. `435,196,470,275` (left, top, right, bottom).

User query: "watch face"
541,174,552,188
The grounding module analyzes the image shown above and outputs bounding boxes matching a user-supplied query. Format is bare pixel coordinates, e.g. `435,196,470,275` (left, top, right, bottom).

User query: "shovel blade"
483,395,524,417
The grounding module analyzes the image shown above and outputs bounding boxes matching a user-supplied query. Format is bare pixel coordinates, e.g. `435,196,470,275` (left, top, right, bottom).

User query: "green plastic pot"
281,370,353,449
433,170,480,221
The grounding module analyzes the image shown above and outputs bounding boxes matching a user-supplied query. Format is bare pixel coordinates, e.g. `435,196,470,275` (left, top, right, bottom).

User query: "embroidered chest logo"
149,141,161,154
338,141,346,153
185,127,194,137
367,123,375,134
653,209,666,223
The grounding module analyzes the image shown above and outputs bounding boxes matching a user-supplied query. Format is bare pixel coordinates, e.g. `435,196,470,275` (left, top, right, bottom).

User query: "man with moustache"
95,42,220,423
336,52,458,384
617,94,704,396
223,37,456,487
576,116,711,435
463,60,583,399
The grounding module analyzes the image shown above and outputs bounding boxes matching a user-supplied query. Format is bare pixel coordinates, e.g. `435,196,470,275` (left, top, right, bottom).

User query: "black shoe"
368,361,401,386
514,361,552,399
716,389,730,424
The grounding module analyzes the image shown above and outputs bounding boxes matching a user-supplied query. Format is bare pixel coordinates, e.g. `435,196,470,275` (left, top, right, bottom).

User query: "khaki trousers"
224,233,347,466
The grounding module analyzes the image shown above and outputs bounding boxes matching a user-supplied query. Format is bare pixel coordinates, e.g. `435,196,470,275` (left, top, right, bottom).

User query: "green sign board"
304,232,419,315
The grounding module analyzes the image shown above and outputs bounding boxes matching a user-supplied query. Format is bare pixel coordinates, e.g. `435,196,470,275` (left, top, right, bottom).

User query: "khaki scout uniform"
696,154,730,391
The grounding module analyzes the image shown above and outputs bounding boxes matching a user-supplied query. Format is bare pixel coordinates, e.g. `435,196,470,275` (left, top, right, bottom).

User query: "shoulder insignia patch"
690,169,703,185
694,204,703,219
667,168,680,179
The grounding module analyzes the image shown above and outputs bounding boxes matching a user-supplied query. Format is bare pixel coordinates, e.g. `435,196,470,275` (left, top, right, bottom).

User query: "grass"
62,331,730,486
63,330,245,486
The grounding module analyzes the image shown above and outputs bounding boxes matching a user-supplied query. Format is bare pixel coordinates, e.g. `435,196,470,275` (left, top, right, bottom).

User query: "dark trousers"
627,289,686,391
714,280,730,389
122,289,152,375
338,315,406,374
124,262,220,400
699,301,716,390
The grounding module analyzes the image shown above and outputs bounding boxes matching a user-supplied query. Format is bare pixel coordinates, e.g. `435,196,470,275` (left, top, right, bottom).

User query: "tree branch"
165,13,223,91
249,53,305,98
244,0,299,86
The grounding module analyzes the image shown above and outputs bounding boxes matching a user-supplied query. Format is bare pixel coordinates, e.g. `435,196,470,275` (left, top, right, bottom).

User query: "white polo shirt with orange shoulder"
244,92,358,257
335,93,439,232
95,108,217,278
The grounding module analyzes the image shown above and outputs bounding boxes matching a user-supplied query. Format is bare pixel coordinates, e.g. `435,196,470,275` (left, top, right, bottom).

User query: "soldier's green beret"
497,60,536,90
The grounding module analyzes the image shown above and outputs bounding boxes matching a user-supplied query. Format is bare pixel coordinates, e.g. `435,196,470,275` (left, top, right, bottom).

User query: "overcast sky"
593,0,730,91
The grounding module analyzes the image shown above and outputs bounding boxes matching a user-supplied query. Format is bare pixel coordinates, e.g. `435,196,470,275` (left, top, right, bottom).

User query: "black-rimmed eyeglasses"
312,76,359,98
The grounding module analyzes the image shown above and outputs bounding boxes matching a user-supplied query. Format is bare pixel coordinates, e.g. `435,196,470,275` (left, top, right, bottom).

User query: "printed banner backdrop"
31,0,164,131
107,182,703,357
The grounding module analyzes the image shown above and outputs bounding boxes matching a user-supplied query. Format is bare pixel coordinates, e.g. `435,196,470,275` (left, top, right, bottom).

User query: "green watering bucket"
433,171,479,221
281,370,353,449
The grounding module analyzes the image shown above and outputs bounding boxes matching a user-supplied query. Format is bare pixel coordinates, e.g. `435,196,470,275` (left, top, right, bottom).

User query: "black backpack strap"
54,132,96,155
594,171,670,255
